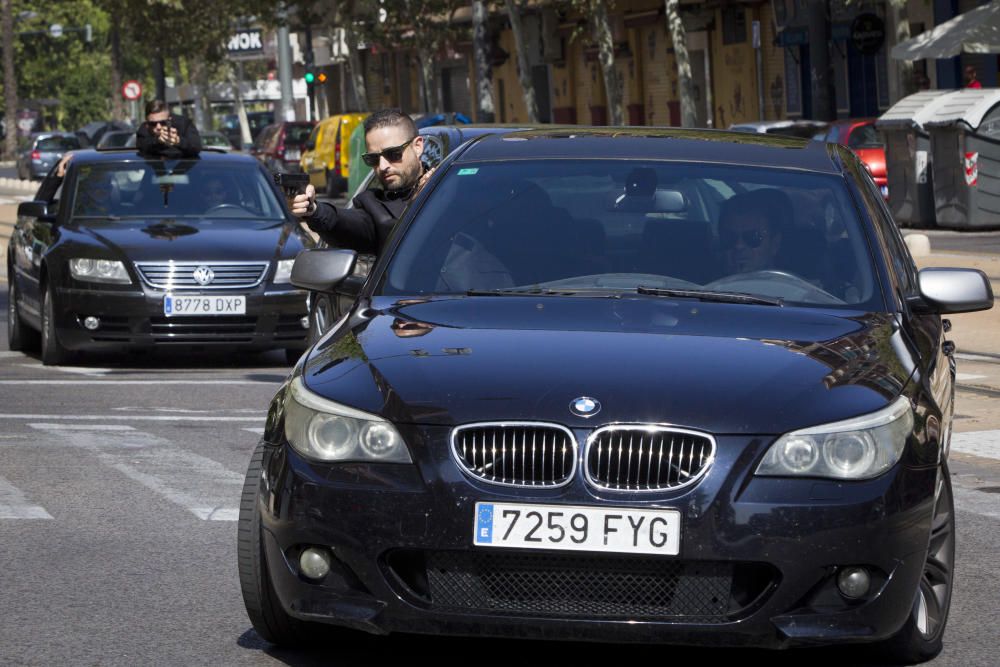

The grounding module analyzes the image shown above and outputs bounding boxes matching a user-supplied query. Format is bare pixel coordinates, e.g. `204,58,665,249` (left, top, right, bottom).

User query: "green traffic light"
304,72,315,84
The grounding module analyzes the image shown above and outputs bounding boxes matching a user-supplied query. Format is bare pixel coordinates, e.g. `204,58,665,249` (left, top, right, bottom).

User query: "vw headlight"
283,377,411,463
273,259,295,284
756,397,913,480
69,258,131,284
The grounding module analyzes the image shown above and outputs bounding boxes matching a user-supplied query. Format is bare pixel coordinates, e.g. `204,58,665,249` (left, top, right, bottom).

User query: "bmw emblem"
193,266,215,286
570,396,601,418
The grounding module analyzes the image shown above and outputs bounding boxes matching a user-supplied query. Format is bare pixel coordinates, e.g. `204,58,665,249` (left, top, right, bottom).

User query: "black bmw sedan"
7,149,314,364
239,129,993,662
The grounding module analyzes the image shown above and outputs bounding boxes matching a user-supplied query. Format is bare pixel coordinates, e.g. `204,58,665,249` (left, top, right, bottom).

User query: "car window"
37,136,81,151
285,125,314,145
382,160,882,310
70,161,285,220
848,124,883,149
202,133,231,149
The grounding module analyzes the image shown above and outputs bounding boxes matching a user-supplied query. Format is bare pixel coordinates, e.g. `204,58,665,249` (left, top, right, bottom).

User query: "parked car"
729,119,829,139
221,111,274,150
7,149,314,365
239,128,993,662
250,121,315,173
307,123,542,345
17,132,82,180
201,130,237,152
300,112,368,198
96,130,134,150
818,119,888,200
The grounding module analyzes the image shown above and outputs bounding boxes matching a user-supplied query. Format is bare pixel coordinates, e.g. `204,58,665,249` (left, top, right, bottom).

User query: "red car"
250,121,316,174
821,119,887,200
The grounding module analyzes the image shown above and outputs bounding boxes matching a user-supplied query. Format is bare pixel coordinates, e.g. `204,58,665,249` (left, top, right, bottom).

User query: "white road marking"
30,425,243,521
956,373,987,381
0,380,281,385
0,476,53,519
956,352,1000,363
951,430,1000,461
28,423,136,431
0,414,262,422
243,427,266,435
954,487,1000,521
19,363,110,376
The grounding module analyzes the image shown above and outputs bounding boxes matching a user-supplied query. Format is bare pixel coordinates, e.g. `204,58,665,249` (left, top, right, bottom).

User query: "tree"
664,0,696,127
2,0,17,159
472,0,495,122
887,0,915,99
563,0,622,125
504,0,537,123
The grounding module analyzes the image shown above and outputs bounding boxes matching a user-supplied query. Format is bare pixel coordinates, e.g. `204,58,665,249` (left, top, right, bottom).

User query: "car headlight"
68,258,132,284
756,397,913,480
283,376,411,463
273,259,295,284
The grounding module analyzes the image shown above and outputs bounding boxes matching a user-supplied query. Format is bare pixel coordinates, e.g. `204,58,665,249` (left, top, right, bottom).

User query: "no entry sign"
122,80,142,101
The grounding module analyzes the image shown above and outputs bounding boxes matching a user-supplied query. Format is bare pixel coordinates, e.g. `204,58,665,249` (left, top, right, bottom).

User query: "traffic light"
304,70,316,85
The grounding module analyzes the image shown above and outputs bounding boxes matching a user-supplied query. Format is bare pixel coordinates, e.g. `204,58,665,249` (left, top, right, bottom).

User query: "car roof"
454,127,845,174
65,148,256,164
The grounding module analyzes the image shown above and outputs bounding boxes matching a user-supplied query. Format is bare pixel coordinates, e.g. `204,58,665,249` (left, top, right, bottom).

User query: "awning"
891,2,1000,60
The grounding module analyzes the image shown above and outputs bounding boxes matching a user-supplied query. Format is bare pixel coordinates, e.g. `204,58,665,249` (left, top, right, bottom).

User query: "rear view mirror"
290,248,358,293
18,201,56,222
914,268,994,314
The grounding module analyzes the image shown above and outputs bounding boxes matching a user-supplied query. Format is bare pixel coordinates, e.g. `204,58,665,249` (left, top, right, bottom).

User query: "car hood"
301,296,914,435
70,218,305,262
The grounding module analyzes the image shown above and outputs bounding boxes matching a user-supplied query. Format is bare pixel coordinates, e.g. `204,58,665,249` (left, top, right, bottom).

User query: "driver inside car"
201,176,235,212
718,189,787,275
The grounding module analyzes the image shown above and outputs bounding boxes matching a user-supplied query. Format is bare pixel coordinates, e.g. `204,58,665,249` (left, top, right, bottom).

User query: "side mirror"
18,200,55,222
913,268,994,314
291,248,359,293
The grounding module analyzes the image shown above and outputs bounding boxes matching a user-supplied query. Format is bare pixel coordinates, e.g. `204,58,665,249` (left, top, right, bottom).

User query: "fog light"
300,316,309,330
83,316,100,330
299,547,331,580
837,566,871,599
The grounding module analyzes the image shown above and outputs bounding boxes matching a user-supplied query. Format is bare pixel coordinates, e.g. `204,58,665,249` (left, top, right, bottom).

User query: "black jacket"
135,113,202,158
304,189,410,254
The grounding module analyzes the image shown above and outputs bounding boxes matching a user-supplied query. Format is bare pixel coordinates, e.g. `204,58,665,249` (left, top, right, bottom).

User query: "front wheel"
237,443,319,646
40,284,72,366
873,465,954,664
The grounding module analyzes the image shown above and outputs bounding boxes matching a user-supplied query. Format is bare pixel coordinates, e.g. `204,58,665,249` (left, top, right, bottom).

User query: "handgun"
273,172,310,197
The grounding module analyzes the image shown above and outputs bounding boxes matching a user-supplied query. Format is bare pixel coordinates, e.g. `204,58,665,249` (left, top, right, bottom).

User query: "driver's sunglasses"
721,229,768,249
361,138,415,167
147,119,169,128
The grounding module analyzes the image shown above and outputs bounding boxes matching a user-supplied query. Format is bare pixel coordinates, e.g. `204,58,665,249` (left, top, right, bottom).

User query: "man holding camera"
135,99,202,158
290,108,433,255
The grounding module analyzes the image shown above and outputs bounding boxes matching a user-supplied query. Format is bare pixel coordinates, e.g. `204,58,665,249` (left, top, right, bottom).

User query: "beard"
382,159,421,192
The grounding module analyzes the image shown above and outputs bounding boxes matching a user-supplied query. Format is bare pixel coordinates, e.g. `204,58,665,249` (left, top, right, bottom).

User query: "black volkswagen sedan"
239,129,993,662
7,149,314,364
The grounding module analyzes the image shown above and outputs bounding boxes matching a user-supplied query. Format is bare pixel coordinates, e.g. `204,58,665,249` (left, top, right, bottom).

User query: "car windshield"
382,159,881,309
71,160,285,220
202,133,231,148
848,123,883,149
285,124,314,145
37,135,80,151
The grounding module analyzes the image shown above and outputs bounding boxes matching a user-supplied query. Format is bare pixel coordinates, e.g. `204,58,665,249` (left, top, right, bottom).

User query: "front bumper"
53,284,309,351
255,429,936,648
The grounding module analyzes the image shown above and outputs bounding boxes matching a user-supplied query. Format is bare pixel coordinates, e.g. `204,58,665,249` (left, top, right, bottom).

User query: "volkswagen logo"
570,396,601,418
192,266,214,286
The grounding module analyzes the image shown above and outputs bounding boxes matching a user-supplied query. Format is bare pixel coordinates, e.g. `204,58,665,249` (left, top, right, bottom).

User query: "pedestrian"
135,99,202,158
290,108,434,254
964,65,982,89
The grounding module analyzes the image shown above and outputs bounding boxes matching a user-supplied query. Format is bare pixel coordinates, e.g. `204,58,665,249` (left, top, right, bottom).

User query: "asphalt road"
0,287,998,666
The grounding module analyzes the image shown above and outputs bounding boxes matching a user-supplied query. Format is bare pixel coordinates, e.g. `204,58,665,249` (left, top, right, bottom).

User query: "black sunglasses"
361,138,415,167
721,229,769,249
147,119,170,128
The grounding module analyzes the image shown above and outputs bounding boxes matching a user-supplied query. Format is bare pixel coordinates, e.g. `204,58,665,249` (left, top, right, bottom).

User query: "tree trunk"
806,0,835,121
589,0,622,126
505,0,538,123
418,51,436,113
188,58,210,132
472,0,495,122
888,0,915,99
665,0,696,127
343,20,369,111
2,0,18,160
109,25,125,122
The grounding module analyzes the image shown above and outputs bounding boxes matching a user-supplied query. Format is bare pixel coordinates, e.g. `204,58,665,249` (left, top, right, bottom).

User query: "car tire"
7,273,39,352
871,464,954,664
40,284,72,366
237,442,320,647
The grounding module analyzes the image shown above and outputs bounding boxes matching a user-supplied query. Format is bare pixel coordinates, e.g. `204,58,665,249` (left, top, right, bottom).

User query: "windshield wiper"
466,287,619,297
636,286,784,306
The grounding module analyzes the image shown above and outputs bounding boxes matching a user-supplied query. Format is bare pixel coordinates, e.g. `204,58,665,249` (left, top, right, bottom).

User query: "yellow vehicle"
300,112,369,198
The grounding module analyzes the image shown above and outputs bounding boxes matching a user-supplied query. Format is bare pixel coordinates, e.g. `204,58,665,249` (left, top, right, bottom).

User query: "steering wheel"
709,270,844,304
205,204,245,214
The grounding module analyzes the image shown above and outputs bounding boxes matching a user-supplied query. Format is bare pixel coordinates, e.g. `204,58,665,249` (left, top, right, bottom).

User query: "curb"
0,177,38,193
